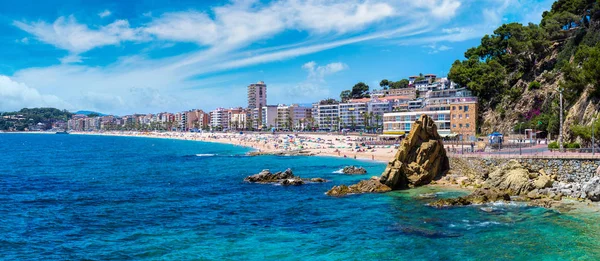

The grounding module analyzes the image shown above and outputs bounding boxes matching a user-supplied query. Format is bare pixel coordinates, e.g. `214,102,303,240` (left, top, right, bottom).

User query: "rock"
379,115,450,189
429,188,511,207
326,178,391,196
416,193,437,199
527,189,542,199
596,166,600,176
582,176,600,201
341,166,367,175
533,174,553,189
281,179,304,186
244,169,326,186
486,160,531,195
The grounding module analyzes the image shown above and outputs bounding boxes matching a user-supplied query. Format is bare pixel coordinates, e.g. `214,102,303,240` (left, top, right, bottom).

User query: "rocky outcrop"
244,169,326,186
379,115,450,189
341,166,367,175
326,115,449,196
429,188,511,207
326,177,391,196
486,160,532,195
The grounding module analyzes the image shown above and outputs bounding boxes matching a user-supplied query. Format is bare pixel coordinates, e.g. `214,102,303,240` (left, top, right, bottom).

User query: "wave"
332,169,344,174
196,154,216,157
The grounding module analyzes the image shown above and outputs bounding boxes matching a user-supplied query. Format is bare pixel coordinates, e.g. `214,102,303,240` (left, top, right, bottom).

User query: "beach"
71,131,400,162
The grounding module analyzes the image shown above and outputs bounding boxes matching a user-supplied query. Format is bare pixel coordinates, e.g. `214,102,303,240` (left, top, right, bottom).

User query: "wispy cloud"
98,10,112,18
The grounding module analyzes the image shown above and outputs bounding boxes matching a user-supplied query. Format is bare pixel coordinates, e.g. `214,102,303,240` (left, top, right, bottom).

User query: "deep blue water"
1,134,600,260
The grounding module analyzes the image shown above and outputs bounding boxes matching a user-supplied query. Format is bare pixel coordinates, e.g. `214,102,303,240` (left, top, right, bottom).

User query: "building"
248,81,267,109
382,88,478,139
339,102,368,130
210,108,229,130
275,104,312,130
228,108,247,130
312,101,340,131
261,105,278,129
450,99,478,139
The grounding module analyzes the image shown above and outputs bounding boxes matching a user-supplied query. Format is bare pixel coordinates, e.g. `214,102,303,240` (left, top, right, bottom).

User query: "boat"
55,131,70,135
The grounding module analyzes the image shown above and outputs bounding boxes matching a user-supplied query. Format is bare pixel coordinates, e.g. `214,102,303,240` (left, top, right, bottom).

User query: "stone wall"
448,157,600,200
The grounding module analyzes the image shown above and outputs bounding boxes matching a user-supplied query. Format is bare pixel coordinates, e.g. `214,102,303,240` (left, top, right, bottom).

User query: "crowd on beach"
73,131,401,162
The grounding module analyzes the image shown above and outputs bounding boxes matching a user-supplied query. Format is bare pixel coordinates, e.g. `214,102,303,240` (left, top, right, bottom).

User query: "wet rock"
379,115,450,189
429,188,511,208
341,166,367,175
326,177,391,196
244,169,326,186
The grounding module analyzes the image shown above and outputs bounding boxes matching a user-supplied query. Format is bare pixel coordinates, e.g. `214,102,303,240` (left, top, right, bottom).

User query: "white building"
339,102,367,130
261,105,278,129
312,102,340,131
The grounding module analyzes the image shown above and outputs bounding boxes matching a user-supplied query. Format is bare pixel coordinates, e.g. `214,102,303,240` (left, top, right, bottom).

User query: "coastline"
67,131,395,163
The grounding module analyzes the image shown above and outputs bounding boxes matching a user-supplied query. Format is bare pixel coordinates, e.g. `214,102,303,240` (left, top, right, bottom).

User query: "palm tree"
325,116,332,131
350,115,356,131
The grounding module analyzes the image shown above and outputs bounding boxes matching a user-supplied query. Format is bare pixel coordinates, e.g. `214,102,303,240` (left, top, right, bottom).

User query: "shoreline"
66,131,395,163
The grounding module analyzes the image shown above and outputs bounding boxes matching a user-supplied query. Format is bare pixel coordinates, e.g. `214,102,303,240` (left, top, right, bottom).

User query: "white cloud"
283,61,348,101
13,16,145,62
15,37,29,44
98,10,112,18
424,43,452,54
0,75,72,111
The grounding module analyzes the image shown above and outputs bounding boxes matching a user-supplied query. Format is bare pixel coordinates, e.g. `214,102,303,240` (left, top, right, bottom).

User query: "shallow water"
1,133,600,260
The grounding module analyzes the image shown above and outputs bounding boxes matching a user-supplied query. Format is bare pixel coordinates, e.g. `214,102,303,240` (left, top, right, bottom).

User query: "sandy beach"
71,131,399,162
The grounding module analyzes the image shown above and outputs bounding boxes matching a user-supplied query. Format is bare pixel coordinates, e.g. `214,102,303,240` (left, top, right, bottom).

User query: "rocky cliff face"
327,115,449,196
380,115,450,189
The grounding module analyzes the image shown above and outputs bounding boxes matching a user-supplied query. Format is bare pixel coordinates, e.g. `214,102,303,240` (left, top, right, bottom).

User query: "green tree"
379,79,390,90
350,82,370,99
340,90,351,102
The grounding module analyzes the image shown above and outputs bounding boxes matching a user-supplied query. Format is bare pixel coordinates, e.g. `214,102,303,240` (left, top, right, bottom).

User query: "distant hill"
74,110,106,116
0,107,73,131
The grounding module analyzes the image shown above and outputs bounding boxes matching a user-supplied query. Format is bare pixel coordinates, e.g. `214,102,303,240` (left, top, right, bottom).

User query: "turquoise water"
1,134,600,260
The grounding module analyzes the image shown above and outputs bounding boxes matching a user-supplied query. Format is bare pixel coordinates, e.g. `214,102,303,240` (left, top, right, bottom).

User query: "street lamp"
558,87,564,152
593,114,597,156
519,122,523,155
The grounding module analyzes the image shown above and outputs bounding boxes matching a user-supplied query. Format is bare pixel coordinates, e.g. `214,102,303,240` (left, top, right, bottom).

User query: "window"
452,115,456,119
459,114,462,119
395,116,401,122
466,123,470,128
452,124,456,128
464,106,469,112
452,106,455,110
459,123,463,128
459,106,463,110
466,114,469,119
438,114,445,121
405,123,411,130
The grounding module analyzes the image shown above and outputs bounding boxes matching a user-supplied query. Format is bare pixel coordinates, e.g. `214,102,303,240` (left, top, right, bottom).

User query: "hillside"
448,0,600,144
0,108,72,131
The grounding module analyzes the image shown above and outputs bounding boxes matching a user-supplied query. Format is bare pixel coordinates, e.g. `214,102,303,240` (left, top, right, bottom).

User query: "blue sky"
0,0,554,115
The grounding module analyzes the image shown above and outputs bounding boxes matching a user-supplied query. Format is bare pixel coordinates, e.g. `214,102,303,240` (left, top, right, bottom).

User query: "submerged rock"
379,115,450,189
244,169,326,186
326,177,391,196
341,166,367,175
429,188,511,208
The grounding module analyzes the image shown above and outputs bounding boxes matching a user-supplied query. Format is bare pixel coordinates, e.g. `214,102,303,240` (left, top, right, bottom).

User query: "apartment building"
312,101,340,131
339,102,368,130
248,81,267,109
261,105,278,129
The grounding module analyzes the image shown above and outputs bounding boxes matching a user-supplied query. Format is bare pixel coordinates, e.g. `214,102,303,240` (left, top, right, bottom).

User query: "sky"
0,0,555,115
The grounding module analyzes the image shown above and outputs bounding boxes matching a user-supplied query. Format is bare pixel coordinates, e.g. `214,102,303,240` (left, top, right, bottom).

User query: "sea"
1,133,600,260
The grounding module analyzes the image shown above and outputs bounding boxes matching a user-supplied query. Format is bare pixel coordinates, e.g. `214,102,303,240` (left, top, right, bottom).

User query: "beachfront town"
66,74,478,141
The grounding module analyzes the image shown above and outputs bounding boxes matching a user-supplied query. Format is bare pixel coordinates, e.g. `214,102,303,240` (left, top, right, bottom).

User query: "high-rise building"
247,81,267,110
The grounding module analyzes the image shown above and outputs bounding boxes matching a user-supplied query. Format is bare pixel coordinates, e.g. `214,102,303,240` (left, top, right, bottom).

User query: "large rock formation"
326,115,449,196
379,115,450,189
341,166,367,175
244,169,326,186
486,160,531,195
